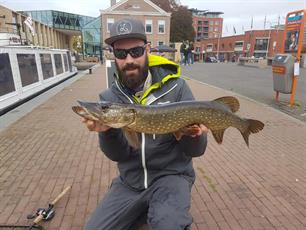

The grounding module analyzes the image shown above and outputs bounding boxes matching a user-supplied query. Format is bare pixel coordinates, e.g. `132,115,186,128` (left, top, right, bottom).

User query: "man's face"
113,38,150,90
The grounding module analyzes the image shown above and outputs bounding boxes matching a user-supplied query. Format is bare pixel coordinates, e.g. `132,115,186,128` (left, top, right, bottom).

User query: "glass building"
18,10,101,56
82,16,101,55
19,10,95,31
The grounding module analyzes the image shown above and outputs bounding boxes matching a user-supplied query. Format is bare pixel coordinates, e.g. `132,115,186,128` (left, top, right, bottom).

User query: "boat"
0,44,78,115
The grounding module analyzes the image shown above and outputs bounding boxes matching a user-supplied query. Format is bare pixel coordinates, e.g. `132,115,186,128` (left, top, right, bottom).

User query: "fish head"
76,101,135,128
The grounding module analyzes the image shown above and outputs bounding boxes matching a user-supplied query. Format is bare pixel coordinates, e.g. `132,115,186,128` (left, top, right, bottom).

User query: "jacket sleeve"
177,79,208,157
97,92,134,162
98,129,134,162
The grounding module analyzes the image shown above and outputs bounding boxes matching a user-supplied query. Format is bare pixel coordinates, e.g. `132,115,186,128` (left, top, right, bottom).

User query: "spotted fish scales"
72,96,264,148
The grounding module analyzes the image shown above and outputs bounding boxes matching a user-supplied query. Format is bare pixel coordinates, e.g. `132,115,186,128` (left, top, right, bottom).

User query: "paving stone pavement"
0,64,305,230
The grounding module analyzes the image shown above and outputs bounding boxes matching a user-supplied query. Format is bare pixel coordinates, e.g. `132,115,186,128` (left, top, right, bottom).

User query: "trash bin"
272,54,295,94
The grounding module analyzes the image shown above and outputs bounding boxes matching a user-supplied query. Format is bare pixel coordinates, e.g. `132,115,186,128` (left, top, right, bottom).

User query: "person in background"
189,41,194,64
180,41,186,65
184,40,190,66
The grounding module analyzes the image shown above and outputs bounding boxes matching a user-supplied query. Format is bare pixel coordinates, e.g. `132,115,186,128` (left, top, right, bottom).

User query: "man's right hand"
82,118,111,132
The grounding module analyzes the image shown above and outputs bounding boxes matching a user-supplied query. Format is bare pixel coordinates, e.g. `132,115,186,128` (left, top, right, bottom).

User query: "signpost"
280,10,306,106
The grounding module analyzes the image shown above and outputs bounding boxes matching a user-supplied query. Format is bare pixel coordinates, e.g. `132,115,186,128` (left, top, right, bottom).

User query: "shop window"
255,39,268,50
17,54,39,87
0,53,15,96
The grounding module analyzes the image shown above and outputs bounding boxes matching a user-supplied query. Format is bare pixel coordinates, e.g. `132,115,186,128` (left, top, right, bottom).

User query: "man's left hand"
173,124,208,140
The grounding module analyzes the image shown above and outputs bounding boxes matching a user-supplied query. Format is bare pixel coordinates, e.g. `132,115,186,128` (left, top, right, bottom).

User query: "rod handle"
51,186,72,206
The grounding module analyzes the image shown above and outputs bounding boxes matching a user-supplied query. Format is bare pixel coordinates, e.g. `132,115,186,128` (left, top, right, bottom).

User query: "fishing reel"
27,204,55,221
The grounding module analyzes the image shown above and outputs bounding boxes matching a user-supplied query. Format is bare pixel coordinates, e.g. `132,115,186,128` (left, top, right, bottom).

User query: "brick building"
101,0,171,47
194,28,284,62
190,8,223,41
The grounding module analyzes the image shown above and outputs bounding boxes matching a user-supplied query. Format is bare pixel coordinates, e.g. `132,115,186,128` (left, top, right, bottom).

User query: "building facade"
194,29,284,62
190,9,223,41
0,5,71,49
101,0,171,47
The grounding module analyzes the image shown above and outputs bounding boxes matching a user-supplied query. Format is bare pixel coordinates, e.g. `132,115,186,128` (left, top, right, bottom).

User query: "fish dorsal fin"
214,96,240,113
211,129,225,144
123,128,140,149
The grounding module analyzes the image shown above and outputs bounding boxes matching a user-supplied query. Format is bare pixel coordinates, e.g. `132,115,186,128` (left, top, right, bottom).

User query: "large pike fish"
72,96,264,148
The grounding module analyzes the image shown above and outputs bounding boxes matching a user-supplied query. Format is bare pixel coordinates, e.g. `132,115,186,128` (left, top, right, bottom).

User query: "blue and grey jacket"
99,54,207,190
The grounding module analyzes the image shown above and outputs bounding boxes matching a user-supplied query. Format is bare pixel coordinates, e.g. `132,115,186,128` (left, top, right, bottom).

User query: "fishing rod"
0,186,71,229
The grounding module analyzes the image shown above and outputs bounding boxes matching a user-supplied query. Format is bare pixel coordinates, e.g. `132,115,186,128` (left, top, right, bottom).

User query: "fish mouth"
72,105,99,121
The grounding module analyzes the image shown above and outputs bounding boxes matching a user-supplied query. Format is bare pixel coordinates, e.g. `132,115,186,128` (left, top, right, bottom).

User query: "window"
207,44,213,49
54,54,63,75
145,20,152,34
158,20,165,34
235,41,244,47
255,39,268,50
214,27,218,32
107,18,114,33
0,53,15,96
17,54,39,87
158,41,164,46
215,21,219,26
63,54,68,72
40,54,54,79
209,21,214,26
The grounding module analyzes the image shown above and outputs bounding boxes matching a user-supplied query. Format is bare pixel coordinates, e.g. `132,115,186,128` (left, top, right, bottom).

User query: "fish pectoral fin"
123,128,140,149
173,131,183,140
211,129,225,144
214,96,240,113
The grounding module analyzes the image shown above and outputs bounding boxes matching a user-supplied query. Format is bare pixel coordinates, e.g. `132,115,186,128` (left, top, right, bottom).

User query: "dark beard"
116,55,149,91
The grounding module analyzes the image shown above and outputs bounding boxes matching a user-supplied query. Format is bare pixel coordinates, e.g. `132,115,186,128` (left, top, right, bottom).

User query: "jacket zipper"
115,79,177,189
115,79,148,188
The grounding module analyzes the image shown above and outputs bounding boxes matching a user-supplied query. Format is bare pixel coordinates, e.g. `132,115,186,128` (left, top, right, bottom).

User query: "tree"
150,0,180,12
170,6,195,42
72,35,83,53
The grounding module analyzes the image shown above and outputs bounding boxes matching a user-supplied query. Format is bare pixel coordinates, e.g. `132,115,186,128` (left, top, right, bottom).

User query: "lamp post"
212,31,221,60
265,21,276,59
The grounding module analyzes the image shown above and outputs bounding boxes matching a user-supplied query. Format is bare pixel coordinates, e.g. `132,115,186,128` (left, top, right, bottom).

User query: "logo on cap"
116,21,132,35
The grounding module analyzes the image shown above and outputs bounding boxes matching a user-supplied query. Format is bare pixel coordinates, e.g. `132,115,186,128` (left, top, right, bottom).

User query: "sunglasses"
113,45,146,59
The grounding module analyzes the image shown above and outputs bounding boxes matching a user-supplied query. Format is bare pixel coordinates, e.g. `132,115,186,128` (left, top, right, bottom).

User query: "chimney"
111,0,116,6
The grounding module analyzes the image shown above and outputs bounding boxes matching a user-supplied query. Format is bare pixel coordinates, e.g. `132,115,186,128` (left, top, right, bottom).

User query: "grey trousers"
85,175,193,230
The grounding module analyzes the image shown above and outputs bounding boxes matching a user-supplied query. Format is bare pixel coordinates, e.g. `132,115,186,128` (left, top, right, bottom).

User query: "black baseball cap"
105,18,147,46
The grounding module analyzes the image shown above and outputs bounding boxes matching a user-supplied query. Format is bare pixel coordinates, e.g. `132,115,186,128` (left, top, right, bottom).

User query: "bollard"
89,68,92,74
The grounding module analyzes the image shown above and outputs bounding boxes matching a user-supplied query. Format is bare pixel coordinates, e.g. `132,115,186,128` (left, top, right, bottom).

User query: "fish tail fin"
240,119,264,147
211,129,226,144
214,96,240,113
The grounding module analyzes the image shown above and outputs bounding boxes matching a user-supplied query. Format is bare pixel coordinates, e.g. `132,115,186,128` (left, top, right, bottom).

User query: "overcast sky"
1,0,306,36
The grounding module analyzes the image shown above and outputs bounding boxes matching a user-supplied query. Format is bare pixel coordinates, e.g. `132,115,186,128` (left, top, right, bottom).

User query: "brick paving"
0,64,306,230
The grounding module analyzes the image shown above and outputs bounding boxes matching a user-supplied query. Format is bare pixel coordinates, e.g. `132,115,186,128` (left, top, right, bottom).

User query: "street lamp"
265,21,277,59
212,31,221,60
